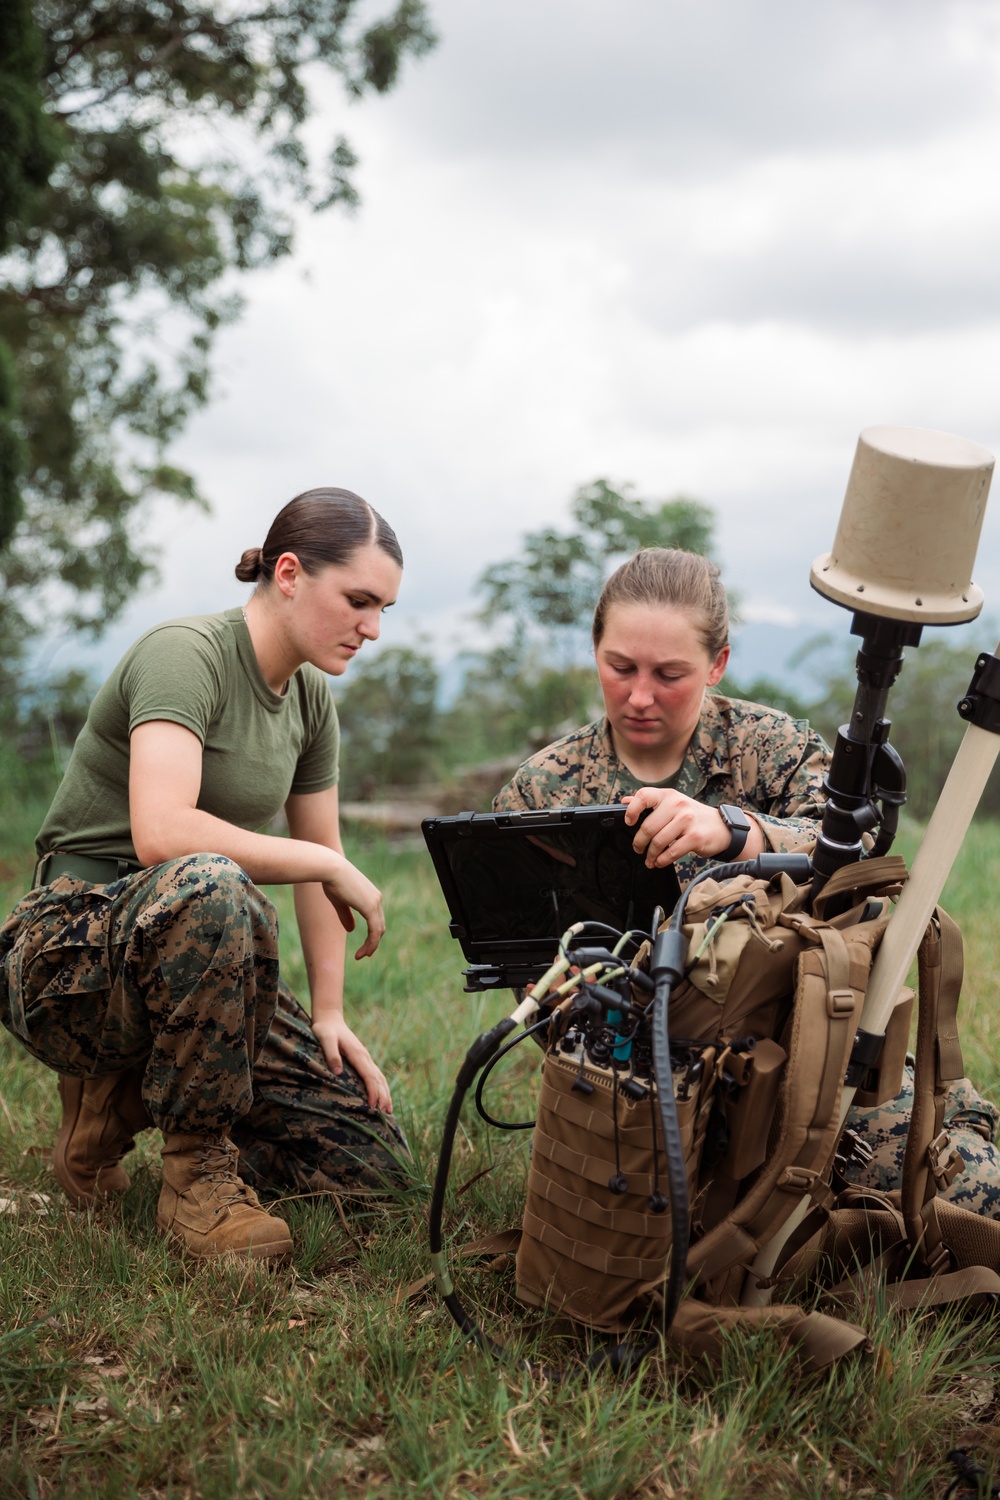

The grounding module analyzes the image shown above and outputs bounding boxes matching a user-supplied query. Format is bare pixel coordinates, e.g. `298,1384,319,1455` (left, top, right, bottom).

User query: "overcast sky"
63,0,1000,686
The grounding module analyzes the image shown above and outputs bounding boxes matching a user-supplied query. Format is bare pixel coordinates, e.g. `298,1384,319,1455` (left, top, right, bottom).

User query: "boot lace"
192,1138,259,1210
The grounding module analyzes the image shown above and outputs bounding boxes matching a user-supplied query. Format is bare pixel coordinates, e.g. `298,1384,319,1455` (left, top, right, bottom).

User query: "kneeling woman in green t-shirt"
0,487,407,1260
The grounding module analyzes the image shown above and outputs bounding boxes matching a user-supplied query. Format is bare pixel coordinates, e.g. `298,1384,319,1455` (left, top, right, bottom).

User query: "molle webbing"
516,859,903,1330
515,1046,716,1329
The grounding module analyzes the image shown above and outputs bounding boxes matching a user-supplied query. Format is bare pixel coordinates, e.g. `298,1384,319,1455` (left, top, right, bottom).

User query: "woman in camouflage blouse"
495,547,828,885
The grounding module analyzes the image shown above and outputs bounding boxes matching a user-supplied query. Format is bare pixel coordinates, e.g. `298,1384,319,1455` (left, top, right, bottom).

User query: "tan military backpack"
430,853,1000,1372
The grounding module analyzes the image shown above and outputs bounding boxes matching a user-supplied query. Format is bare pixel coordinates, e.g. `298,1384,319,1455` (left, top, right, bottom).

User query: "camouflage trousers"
0,855,408,1196
843,1066,1000,1220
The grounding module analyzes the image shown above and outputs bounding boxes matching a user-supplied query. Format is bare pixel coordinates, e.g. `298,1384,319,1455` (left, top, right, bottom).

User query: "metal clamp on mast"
958,653,1000,735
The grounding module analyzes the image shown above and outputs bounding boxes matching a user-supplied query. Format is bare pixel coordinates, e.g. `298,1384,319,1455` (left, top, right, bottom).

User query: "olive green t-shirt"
37,608,340,862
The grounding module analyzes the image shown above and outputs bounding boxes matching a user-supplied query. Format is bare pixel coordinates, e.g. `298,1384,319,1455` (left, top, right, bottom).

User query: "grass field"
3,805,1000,1498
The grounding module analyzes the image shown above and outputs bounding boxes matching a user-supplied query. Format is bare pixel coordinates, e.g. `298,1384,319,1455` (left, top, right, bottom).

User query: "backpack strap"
810,855,908,920
688,921,869,1286
900,907,966,1274
666,1299,869,1372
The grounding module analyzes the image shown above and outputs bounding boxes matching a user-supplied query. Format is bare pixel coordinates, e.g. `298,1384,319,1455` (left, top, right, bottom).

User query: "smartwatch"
718,803,752,860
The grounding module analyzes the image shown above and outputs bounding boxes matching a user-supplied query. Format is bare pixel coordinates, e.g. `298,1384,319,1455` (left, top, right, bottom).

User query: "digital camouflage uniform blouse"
494,692,830,884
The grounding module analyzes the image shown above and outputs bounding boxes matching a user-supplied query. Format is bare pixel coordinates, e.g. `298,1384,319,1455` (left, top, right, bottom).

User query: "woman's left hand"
623,788,757,867
311,1016,394,1113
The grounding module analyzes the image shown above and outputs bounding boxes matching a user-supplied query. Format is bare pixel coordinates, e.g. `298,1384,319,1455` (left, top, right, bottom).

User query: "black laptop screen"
421,806,681,990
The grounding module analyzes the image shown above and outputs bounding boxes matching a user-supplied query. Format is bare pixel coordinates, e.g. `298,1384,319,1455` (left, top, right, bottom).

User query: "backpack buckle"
928,1131,966,1190
922,1240,953,1277
827,988,856,1018
777,1166,819,1193
834,1128,874,1175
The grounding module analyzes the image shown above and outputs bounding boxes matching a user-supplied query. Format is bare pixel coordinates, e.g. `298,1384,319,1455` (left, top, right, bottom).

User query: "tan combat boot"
52,1070,152,1207
157,1133,293,1260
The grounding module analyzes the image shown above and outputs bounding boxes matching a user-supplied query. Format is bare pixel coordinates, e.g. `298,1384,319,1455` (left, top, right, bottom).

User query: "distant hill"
727,616,996,709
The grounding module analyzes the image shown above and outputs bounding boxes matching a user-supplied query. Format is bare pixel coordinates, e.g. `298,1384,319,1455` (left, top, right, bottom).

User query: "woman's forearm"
294,880,347,1021
743,813,767,861
133,806,353,888
296,881,393,1110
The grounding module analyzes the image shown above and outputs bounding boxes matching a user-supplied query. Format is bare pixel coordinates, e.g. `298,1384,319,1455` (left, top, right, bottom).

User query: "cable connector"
751,852,813,883
650,927,687,986
456,1018,518,1089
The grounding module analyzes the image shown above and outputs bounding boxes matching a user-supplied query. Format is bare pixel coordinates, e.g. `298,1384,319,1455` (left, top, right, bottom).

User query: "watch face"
720,804,751,833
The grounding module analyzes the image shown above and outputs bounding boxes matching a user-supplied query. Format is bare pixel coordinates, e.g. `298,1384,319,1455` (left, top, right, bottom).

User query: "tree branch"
52,29,188,118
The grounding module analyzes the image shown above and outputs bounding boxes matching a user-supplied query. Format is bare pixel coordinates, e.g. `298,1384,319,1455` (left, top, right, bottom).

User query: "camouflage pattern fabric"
844,1065,1000,1219
493,695,828,885
0,855,409,1196
233,983,410,1196
0,855,278,1135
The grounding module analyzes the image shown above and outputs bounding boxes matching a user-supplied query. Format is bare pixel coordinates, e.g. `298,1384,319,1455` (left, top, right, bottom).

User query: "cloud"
46,0,1000,687
387,0,1000,167
738,599,803,628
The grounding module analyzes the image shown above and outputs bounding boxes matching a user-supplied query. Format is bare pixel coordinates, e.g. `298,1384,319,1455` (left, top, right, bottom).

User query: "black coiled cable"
474,1017,551,1130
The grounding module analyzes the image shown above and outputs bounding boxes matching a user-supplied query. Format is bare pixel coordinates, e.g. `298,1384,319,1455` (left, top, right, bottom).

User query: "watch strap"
718,803,751,860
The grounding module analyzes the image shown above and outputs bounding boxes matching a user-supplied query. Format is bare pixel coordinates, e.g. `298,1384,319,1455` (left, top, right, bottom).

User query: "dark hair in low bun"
235,547,265,583
234,487,402,586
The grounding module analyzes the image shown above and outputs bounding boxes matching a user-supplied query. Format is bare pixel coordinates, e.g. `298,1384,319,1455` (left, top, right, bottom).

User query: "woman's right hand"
322,855,386,958
623,788,765,867
623,787,733,867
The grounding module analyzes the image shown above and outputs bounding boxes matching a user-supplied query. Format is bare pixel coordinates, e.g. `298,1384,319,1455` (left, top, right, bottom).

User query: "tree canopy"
476,478,716,658
0,0,61,549
336,644,440,799
0,0,435,703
